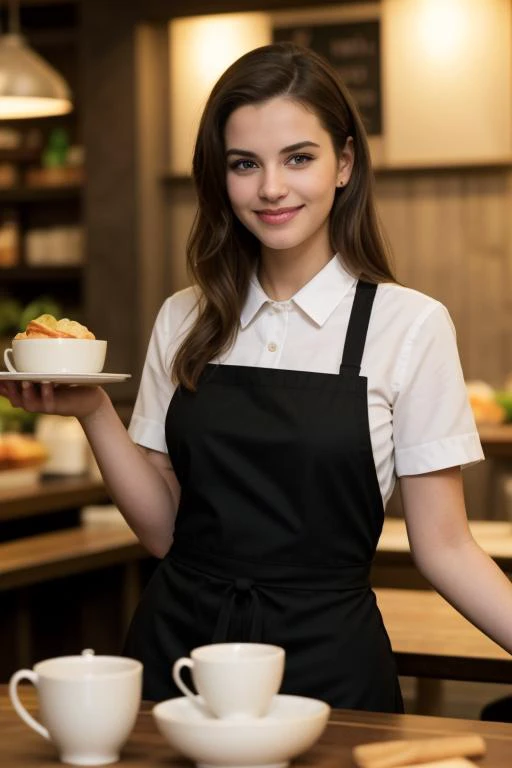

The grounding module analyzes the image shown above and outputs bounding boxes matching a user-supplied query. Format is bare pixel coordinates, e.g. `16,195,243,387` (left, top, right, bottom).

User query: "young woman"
2,43,512,712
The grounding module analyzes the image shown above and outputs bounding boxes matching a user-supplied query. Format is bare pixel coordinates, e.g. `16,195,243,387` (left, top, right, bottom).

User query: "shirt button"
267,342,278,352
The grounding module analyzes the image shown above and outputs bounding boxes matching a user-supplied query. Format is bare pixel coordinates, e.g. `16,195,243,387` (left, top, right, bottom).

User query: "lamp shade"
0,33,72,119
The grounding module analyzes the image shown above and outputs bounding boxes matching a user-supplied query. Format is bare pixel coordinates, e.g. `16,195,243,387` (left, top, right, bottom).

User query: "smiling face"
224,96,354,265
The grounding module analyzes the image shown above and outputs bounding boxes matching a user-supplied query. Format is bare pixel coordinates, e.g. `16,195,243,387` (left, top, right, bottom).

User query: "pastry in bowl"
5,315,106,375
14,314,96,340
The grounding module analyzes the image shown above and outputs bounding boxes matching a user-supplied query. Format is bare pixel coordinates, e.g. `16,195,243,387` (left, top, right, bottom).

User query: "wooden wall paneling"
134,23,171,372
165,181,198,294
376,169,512,387
410,177,448,301
81,1,140,400
463,173,509,385
479,175,511,387
375,175,413,284
432,175,466,355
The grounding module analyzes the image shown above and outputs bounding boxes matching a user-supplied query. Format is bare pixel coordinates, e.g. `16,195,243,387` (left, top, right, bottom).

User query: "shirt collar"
240,255,356,329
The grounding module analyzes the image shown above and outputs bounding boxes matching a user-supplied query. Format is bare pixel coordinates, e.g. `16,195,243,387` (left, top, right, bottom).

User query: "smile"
254,206,304,225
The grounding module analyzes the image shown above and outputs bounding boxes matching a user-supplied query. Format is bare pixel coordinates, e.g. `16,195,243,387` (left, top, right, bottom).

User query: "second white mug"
172,642,285,720
9,649,142,766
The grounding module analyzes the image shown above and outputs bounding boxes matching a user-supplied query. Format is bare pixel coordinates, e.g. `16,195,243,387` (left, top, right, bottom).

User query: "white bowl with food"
4,314,106,375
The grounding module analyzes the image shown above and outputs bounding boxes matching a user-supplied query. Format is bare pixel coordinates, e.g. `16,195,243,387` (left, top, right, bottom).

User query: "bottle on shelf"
0,210,21,267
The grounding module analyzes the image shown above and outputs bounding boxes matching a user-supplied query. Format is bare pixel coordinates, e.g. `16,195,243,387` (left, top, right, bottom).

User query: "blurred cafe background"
1,0,512,720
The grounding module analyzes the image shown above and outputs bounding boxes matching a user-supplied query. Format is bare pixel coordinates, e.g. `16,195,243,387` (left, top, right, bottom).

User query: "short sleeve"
392,303,484,476
128,291,196,452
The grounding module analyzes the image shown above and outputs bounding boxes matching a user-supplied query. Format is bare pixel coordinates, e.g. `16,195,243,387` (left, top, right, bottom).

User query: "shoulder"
154,285,201,337
365,283,458,391
375,282,446,323
373,282,453,342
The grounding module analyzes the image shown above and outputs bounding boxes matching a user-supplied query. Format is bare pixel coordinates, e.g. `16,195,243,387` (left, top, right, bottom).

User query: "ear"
336,136,355,187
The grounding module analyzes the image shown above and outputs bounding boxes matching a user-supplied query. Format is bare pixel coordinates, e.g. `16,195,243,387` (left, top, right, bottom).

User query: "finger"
1,381,24,408
20,381,43,412
40,382,56,412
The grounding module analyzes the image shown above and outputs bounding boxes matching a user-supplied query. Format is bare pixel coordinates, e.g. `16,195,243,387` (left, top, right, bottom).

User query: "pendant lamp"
0,0,72,119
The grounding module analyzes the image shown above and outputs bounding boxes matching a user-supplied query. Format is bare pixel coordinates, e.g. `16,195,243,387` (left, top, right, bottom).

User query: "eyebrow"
225,141,320,159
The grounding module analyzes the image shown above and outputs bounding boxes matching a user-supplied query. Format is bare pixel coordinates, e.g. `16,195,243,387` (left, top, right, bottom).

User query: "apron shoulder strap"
339,280,378,375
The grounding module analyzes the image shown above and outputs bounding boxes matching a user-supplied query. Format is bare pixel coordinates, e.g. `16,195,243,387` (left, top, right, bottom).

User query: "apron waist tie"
169,539,372,645
212,577,263,643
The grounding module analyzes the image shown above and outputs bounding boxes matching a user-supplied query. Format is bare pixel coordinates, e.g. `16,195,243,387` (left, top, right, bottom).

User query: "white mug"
4,338,107,375
172,642,285,720
9,649,142,766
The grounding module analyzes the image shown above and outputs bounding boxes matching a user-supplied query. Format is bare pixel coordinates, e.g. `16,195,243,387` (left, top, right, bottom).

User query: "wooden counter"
2,686,512,767
0,474,109,523
376,588,511,684
373,518,512,588
479,424,512,459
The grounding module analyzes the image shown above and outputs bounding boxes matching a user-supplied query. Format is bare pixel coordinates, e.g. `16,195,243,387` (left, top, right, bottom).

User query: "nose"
258,167,287,202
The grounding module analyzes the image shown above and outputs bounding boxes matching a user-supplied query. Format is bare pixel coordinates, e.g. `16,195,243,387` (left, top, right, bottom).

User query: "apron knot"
234,577,254,592
212,576,263,644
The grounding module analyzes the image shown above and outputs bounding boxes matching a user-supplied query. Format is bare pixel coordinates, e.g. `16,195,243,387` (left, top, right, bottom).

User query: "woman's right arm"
80,388,180,557
0,380,180,558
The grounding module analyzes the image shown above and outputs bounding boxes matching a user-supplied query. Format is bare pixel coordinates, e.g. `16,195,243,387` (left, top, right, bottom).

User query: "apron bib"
124,280,403,712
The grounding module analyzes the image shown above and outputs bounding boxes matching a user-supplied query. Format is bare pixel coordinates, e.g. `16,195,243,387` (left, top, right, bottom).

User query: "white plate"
153,694,330,768
0,372,131,385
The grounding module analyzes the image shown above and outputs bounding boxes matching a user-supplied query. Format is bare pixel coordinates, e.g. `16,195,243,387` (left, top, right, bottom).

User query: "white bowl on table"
153,694,330,768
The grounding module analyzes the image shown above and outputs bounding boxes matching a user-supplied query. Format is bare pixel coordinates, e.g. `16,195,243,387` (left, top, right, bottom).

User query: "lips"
255,206,304,225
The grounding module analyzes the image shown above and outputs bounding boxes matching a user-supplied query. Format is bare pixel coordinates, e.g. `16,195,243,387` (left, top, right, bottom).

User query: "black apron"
124,280,403,712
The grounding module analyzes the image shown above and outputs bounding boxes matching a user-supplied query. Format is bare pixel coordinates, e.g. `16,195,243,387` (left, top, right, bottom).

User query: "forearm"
79,390,178,557
414,536,512,656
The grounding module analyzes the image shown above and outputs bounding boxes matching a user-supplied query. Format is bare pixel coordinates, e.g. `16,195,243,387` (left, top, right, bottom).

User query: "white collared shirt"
129,256,483,506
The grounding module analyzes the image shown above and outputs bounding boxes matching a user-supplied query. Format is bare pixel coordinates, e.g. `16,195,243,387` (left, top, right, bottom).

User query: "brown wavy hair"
173,42,395,390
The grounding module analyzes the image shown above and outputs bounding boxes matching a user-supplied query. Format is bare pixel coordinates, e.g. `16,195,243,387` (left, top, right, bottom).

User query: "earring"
337,181,344,188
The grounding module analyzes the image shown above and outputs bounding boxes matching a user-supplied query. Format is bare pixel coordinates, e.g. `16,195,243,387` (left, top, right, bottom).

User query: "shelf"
0,266,83,283
0,149,41,164
0,186,82,203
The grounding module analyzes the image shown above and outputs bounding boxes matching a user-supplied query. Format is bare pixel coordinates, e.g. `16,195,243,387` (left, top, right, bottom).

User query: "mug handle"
172,658,211,715
9,669,50,740
3,348,17,373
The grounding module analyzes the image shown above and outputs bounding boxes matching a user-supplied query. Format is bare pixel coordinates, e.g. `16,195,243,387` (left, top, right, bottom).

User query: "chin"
256,232,306,252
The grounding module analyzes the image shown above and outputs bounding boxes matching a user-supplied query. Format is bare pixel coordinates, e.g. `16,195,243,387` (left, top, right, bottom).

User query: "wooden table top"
0,474,109,522
376,588,511,683
377,518,512,566
0,521,146,590
2,686,512,767
479,424,512,458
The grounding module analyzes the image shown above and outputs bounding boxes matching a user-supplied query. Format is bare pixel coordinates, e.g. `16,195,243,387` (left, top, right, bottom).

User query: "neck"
258,246,334,301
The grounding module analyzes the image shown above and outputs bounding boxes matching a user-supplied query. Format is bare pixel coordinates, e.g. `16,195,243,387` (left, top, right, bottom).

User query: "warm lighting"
414,0,469,63
382,0,512,165
169,13,271,175
0,1,72,120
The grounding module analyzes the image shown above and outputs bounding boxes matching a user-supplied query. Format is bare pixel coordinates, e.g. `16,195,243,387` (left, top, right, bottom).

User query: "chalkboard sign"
273,21,382,136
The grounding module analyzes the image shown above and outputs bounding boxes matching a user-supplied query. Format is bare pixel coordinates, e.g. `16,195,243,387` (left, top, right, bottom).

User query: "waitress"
2,43,512,711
